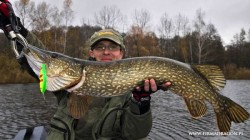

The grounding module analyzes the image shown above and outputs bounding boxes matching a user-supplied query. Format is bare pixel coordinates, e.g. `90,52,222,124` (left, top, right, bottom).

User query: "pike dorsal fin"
192,65,226,91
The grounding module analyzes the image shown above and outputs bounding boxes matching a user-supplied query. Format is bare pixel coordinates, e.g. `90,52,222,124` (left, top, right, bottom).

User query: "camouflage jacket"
17,31,152,140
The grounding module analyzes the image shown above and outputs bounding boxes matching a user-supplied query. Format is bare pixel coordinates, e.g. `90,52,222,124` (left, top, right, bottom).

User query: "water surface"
0,80,249,139
150,80,250,140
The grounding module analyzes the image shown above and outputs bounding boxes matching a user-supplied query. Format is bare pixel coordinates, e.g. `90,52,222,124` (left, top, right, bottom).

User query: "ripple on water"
149,81,250,140
0,83,57,139
0,81,249,140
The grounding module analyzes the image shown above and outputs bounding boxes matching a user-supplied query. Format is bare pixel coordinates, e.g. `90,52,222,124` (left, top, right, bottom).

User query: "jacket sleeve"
121,97,152,139
13,31,45,80
25,31,45,49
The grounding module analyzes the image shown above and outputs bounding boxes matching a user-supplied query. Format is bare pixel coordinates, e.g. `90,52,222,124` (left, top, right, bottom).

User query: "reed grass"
0,55,36,84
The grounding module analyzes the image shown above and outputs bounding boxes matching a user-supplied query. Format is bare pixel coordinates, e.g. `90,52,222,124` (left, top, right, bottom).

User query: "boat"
13,126,47,140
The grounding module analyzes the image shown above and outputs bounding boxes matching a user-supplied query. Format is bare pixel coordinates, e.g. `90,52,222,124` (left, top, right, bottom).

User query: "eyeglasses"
93,44,121,51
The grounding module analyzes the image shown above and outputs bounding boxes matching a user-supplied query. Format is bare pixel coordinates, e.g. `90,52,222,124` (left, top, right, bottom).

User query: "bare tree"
62,0,74,27
94,5,123,29
193,8,208,64
27,1,55,49
50,7,63,51
232,33,240,46
248,29,250,42
120,15,128,33
193,9,220,64
232,28,247,47
158,13,174,56
51,7,62,28
14,0,34,27
28,2,54,32
61,0,74,53
174,14,182,37
132,9,151,32
239,28,246,44
174,13,190,37
158,13,174,39
202,23,218,62
181,16,190,36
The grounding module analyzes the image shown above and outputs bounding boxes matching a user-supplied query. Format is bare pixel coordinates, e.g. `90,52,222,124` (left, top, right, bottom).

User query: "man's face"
89,40,124,62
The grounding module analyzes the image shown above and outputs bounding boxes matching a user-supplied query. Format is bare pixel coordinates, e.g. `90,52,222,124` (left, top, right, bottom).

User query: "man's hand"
132,79,171,102
130,79,171,114
0,0,28,38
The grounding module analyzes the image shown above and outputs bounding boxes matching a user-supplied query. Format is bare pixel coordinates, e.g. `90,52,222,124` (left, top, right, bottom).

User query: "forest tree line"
0,0,250,83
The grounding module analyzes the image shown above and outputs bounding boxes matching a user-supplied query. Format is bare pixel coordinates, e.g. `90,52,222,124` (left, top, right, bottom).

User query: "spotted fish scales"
20,43,249,133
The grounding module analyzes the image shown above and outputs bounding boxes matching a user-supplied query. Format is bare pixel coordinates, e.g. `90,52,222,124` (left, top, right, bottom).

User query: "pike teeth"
67,69,86,92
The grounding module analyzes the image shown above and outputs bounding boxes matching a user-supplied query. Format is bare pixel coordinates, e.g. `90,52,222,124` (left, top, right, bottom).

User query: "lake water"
0,80,249,140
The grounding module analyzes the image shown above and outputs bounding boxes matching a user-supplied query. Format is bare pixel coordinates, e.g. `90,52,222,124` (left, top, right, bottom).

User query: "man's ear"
121,50,125,59
89,50,94,57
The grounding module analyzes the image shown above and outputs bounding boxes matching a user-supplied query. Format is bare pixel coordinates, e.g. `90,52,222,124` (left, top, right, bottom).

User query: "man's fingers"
144,79,157,92
149,79,157,92
164,81,172,87
158,81,172,91
144,79,150,92
135,86,141,92
136,80,172,93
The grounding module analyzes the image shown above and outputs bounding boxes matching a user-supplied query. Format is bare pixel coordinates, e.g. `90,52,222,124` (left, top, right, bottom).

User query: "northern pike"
20,43,249,133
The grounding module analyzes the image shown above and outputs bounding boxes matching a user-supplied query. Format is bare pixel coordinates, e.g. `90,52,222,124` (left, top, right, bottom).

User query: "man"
0,1,170,139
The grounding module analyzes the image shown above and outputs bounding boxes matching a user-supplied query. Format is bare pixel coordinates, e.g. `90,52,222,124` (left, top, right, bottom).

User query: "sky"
16,0,250,45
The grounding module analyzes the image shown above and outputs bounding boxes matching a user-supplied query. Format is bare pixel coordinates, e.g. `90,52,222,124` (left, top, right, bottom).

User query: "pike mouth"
66,70,86,92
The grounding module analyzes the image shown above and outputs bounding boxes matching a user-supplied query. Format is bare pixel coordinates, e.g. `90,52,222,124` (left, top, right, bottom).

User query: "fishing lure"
39,63,47,94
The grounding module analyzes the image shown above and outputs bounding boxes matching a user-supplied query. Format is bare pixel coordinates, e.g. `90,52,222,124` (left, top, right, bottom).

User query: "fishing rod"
1,0,28,58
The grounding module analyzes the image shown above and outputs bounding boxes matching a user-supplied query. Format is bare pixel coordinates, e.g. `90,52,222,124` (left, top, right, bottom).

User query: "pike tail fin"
215,95,249,132
67,93,92,119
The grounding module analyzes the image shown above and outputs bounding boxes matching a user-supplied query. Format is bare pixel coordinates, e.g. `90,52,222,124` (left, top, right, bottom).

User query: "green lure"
39,64,47,94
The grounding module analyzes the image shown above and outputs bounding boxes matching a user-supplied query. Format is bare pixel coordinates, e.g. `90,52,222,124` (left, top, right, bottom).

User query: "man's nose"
103,48,111,54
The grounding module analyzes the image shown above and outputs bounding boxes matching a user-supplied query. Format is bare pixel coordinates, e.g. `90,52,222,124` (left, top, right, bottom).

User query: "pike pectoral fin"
67,93,92,119
47,75,81,91
46,63,85,92
192,65,226,91
184,98,207,119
